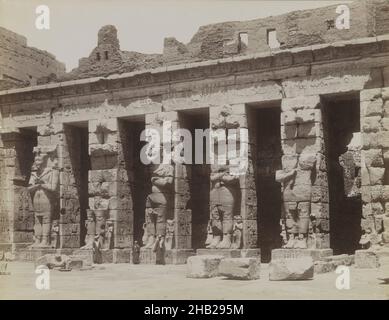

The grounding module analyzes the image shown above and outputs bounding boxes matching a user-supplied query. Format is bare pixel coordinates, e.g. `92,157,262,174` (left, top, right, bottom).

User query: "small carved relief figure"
205,220,213,247
132,241,140,264
141,222,149,246
206,206,223,249
165,219,175,250
51,220,60,249
207,165,240,249
359,228,372,249
280,223,288,247
143,164,174,249
93,234,102,264
82,209,96,249
153,235,166,265
105,221,114,250
339,132,361,198
231,215,243,249
28,147,60,248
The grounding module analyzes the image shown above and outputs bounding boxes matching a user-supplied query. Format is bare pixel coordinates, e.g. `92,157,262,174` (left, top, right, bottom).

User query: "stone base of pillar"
16,248,76,262
139,248,195,264
0,242,13,252
99,249,131,264
196,248,261,259
271,248,333,262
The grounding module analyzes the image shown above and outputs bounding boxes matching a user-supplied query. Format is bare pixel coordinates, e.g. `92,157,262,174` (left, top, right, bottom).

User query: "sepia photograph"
0,0,388,305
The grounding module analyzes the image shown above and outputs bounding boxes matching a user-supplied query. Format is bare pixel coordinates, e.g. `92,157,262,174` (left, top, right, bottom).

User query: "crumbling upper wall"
0,27,65,90
62,25,163,81
2,0,389,86
163,0,389,64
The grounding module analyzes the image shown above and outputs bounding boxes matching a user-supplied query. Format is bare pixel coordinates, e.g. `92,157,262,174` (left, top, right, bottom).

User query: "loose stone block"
186,255,224,278
218,258,260,280
355,250,380,268
269,256,314,280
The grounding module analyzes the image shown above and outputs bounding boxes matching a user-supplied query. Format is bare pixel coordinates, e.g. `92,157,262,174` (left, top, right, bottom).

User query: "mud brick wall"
209,104,258,248
360,87,389,246
88,118,132,249
0,27,65,90
278,96,330,249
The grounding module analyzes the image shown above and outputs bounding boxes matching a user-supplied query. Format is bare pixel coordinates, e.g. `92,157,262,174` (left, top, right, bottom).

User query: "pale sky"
0,0,352,71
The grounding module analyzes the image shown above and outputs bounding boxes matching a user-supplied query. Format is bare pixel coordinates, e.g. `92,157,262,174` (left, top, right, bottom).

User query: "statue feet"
206,236,221,249
231,241,241,249
216,234,232,249
283,237,296,249
143,235,156,249
294,238,307,249
205,233,213,247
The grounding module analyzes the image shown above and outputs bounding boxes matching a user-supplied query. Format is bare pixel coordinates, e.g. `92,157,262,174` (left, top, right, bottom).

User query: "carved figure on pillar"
51,220,60,249
276,154,318,249
165,219,175,250
339,132,361,198
28,146,59,248
82,209,96,249
231,215,243,249
206,165,240,249
142,164,174,249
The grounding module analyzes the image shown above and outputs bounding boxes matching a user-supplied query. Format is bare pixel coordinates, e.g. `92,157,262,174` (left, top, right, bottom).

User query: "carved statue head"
211,206,220,220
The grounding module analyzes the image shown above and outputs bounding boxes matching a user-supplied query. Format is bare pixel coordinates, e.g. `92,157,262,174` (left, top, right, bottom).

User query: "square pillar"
360,88,389,249
207,104,258,250
144,111,192,250
88,118,132,250
276,96,330,250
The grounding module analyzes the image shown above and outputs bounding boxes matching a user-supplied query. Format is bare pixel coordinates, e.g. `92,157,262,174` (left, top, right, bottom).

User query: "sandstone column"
88,118,132,263
206,104,259,254
140,111,194,263
274,96,332,260
0,129,35,252
359,88,389,250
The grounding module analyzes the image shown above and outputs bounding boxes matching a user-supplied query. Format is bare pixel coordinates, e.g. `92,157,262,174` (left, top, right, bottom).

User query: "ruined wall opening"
322,94,362,255
120,117,149,245
248,103,282,262
267,29,280,49
64,123,90,246
178,109,210,249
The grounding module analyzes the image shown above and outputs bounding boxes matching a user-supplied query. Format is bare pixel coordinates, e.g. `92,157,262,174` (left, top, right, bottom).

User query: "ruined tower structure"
1,0,389,264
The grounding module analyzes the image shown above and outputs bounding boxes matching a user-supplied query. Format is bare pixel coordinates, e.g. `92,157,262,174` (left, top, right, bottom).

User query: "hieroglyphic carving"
142,164,174,248
206,165,240,249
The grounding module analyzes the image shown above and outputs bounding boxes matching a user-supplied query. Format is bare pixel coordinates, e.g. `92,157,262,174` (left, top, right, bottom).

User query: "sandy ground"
0,262,388,300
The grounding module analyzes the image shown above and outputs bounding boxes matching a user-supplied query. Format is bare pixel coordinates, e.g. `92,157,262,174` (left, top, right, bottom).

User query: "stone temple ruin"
0,0,389,270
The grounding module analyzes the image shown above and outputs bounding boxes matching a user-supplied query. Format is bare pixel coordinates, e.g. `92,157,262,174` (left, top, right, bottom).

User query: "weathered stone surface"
196,248,260,259
271,248,333,261
186,255,224,278
269,257,314,280
355,250,380,268
218,258,260,280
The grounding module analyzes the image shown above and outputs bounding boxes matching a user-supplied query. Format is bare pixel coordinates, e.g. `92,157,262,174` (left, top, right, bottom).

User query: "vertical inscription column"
207,104,258,251
59,124,81,248
360,88,389,249
0,130,33,250
276,96,330,253
88,118,132,259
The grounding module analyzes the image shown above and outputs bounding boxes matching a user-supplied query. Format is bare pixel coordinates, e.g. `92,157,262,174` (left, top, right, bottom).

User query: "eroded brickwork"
0,27,65,90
